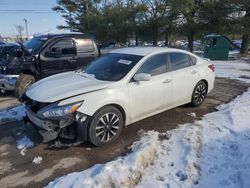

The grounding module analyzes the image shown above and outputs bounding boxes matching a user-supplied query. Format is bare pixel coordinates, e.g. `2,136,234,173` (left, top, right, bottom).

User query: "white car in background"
22,47,215,146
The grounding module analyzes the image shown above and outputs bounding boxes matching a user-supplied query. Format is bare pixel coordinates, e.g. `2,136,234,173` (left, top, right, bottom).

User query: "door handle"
163,79,172,83
191,70,197,74
68,59,77,63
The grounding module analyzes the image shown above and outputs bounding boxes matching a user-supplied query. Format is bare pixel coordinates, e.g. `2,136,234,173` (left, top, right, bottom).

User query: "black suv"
0,33,100,97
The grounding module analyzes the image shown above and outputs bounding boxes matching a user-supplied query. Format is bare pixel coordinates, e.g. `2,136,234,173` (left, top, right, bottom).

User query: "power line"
0,9,52,11
0,9,56,14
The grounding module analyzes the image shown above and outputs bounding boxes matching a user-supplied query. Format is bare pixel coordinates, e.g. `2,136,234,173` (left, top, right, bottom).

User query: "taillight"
208,64,215,72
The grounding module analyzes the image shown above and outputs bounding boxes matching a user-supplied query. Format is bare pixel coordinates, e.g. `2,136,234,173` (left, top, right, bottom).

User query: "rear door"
75,38,98,69
168,52,199,104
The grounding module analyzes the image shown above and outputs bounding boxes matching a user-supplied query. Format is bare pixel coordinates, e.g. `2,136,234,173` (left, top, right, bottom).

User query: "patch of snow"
20,148,27,156
187,112,196,118
33,156,43,164
46,87,250,188
86,147,91,151
0,104,26,123
213,60,250,83
16,136,34,150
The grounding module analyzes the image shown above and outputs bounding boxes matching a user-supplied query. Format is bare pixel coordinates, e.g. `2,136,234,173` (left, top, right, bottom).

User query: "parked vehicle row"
21,47,215,146
0,33,100,97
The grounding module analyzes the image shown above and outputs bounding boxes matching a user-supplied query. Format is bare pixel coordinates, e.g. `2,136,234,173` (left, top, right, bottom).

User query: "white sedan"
23,47,215,146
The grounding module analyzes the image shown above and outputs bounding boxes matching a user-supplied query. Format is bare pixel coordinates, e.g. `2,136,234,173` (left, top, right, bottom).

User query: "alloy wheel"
194,84,207,104
95,112,120,142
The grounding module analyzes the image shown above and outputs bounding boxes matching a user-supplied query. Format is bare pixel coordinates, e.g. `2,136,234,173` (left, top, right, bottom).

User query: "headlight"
42,103,82,118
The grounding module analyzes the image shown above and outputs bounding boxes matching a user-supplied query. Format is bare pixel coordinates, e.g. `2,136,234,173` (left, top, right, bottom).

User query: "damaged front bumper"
25,106,58,142
0,74,19,92
25,105,89,143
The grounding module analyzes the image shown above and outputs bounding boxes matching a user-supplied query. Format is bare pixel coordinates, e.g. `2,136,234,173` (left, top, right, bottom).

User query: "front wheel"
14,74,35,98
190,81,207,107
88,106,124,146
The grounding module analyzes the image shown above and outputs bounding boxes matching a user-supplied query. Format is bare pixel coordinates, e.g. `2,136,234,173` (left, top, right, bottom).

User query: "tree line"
53,0,250,53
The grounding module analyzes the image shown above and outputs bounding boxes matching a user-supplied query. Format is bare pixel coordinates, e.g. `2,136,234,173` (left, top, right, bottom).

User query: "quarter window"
169,52,193,71
137,54,167,76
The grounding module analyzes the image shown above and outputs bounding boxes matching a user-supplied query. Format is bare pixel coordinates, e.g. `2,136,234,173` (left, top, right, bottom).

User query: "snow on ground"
46,88,250,188
16,136,34,156
0,104,26,123
213,60,250,83
46,60,250,188
17,136,34,150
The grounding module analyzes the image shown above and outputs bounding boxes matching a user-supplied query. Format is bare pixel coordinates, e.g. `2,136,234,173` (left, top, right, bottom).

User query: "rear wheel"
190,81,207,107
14,74,35,98
88,106,123,146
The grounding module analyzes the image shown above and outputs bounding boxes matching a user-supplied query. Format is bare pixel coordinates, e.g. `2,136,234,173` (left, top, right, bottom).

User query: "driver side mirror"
133,73,151,82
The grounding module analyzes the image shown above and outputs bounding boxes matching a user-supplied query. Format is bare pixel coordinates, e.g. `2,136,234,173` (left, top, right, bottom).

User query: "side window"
169,53,192,71
50,39,76,56
75,39,94,53
137,54,167,76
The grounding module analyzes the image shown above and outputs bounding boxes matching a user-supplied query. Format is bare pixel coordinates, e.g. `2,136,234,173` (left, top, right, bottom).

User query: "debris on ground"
33,156,43,165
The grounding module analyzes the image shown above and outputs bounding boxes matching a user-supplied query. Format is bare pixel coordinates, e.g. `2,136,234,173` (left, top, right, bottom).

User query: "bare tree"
15,25,24,43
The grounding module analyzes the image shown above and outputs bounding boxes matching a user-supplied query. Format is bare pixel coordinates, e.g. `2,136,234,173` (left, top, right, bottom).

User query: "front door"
39,38,77,78
128,53,173,121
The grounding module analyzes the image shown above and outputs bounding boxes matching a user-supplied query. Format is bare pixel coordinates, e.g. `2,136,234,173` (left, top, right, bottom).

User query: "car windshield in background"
23,37,47,54
85,53,143,81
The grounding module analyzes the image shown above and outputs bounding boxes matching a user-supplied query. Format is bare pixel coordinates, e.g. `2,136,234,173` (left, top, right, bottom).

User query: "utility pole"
24,19,28,40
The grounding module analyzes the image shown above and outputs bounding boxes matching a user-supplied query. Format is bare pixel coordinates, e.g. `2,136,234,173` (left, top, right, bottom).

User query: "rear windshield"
85,53,143,81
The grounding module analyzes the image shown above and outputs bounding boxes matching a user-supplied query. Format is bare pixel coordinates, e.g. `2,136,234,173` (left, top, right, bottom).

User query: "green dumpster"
204,34,230,60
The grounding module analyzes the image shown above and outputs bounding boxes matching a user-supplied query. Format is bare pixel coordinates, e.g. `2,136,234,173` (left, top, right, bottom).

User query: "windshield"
85,53,143,81
23,37,47,54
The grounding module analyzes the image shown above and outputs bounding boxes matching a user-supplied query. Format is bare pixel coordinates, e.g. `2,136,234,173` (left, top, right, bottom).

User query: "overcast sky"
0,0,67,37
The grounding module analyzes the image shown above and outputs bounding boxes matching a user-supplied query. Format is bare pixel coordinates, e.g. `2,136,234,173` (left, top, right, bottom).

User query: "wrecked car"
0,33,100,97
22,47,215,146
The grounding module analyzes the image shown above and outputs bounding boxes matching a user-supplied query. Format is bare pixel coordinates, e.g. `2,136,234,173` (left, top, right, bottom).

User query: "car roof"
110,47,192,56
32,32,91,39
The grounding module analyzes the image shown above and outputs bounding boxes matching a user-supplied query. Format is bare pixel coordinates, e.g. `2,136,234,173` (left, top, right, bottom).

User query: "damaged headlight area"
42,102,82,118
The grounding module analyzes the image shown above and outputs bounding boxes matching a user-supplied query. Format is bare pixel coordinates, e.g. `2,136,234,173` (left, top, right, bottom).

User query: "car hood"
26,71,112,103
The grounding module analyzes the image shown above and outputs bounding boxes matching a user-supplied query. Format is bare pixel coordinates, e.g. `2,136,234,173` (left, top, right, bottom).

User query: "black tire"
190,81,207,107
88,106,124,146
14,74,35,98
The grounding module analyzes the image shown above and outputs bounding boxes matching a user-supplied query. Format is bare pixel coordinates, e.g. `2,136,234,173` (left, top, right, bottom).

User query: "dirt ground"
0,77,249,188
